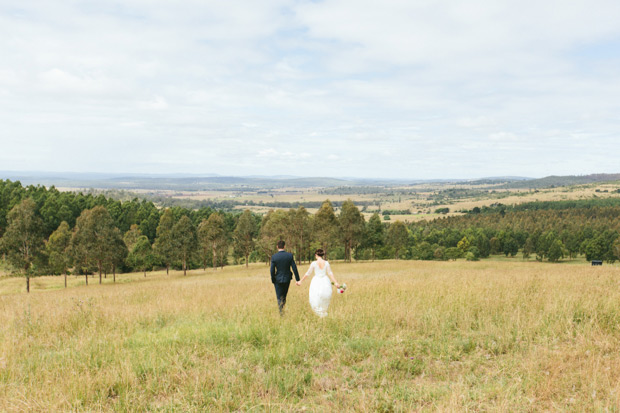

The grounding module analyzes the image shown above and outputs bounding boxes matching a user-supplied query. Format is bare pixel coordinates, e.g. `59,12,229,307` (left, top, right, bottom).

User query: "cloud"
0,1,619,179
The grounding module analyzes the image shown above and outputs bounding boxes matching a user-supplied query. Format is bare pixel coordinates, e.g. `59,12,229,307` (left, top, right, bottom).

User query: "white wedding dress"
306,260,334,318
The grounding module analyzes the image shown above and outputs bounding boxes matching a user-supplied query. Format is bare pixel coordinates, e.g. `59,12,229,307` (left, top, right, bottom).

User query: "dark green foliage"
387,221,409,259
1,179,620,281
127,236,155,276
233,210,258,268
153,209,175,274
548,240,566,262
172,215,197,276
313,200,340,258
363,213,385,261
47,221,72,285
339,200,365,262
70,206,128,285
0,198,46,292
197,213,227,271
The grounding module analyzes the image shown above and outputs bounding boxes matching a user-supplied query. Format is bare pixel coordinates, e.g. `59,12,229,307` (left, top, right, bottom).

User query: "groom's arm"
291,257,300,281
270,258,276,283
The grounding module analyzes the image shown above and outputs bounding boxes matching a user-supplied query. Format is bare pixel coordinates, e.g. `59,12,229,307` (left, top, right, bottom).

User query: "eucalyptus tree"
233,209,257,268
257,209,291,262
289,206,311,263
123,224,142,253
338,200,365,262
128,235,155,277
365,213,385,261
70,206,126,285
172,215,197,276
109,231,128,283
386,221,409,260
47,221,72,288
198,212,227,271
548,239,566,263
153,208,175,275
313,200,340,259
0,198,45,292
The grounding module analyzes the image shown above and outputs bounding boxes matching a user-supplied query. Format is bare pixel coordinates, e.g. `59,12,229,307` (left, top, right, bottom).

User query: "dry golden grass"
2,260,620,411
158,183,620,222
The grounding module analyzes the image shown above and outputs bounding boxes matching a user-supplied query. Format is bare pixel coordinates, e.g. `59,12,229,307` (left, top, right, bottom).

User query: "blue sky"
1,0,619,179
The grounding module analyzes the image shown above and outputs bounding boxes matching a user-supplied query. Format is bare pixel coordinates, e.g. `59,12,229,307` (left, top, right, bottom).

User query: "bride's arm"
326,262,339,288
297,262,314,285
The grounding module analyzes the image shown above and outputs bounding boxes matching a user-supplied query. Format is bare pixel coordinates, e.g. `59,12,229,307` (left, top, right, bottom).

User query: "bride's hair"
315,249,325,258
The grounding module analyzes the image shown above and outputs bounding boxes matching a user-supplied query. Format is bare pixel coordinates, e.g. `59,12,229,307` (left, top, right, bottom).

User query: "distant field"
58,180,620,223
2,260,620,410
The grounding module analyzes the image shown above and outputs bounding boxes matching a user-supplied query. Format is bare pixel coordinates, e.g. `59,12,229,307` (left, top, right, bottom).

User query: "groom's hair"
277,240,285,249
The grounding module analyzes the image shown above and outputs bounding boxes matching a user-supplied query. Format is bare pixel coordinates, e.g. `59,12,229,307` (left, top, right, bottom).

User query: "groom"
270,240,300,315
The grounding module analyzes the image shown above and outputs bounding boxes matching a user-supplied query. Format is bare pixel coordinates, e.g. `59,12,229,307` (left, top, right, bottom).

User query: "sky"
1,0,620,180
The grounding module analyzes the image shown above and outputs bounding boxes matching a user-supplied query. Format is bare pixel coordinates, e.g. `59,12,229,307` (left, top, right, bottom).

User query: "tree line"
1,179,619,293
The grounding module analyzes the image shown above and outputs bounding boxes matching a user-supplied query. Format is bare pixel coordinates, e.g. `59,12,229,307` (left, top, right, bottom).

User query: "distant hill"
500,173,620,189
2,171,618,191
0,172,368,190
453,176,533,186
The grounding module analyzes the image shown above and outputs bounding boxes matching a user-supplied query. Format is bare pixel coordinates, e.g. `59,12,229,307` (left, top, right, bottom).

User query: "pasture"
1,260,620,411
112,181,620,222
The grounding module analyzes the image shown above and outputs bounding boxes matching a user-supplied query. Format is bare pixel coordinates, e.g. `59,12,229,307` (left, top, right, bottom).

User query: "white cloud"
0,1,619,179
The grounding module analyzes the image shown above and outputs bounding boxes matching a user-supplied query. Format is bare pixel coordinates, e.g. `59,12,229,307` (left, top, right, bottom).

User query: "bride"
296,249,340,317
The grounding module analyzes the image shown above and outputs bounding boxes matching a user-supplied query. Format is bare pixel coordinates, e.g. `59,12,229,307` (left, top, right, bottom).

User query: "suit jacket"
270,250,300,284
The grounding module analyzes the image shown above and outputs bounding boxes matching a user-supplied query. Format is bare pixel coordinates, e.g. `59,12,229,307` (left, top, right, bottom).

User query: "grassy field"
2,260,620,411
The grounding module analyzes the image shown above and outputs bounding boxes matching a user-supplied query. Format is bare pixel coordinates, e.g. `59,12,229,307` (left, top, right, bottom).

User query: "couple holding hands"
270,240,342,317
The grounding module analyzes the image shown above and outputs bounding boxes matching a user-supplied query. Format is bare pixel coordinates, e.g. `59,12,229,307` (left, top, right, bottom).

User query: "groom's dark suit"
270,250,300,314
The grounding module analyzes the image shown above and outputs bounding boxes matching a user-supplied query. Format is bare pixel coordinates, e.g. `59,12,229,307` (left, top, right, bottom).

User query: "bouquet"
333,282,347,294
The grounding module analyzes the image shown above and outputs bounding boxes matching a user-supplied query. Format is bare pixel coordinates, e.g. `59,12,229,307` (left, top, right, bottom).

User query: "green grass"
2,260,620,411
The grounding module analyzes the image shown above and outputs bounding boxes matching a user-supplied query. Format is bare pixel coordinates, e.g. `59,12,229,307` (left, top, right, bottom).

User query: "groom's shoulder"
281,251,294,260
272,250,290,259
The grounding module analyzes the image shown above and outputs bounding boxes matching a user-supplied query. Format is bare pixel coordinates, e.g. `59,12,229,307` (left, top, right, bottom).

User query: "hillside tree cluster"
1,180,619,292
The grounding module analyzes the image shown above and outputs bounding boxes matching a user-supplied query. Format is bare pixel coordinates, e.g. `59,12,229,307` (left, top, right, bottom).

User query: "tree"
109,230,128,283
198,212,227,271
128,235,154,277
313,200,340,258
413,241,434,260
0,198,45,292
233,210,257,267
444,247,462,261
584,236,606,262
338,200,365,262
503,236,519,257
386,221,409,259
474,232,490,258
47,221,72,288
172,215,196,276
123,224,142,252
536,231,557,261
548,239,566,263
71,206,125,285
289,207,311,263
216,234,230,269
365,213,385,261
489,237,501,255
466,246,480,261
153,209,175,275
613,238,620,262
257,210,291,262
522,236,535,260
457,236,470,254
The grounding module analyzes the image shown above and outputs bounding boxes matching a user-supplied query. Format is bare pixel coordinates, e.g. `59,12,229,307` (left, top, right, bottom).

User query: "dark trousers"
274,282,291,314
